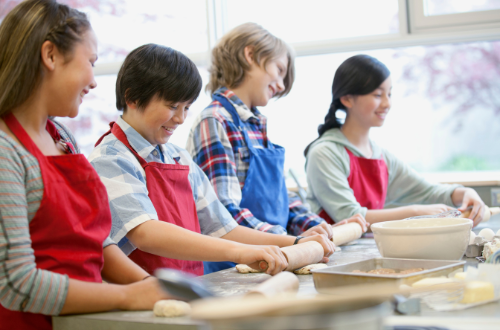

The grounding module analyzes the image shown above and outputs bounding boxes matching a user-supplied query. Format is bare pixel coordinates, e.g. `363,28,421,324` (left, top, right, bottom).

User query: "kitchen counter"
53,216,500,330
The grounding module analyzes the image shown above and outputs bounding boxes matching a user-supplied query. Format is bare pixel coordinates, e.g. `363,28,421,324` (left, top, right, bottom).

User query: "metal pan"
313,258,465,292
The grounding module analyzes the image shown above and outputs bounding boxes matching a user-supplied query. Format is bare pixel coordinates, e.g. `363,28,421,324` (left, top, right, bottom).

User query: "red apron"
0,114,111,330
319,147,388,224
95,122,203,276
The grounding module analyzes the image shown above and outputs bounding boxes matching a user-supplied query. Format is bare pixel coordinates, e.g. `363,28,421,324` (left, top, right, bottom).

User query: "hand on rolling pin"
297,234,335,263
234,245,288,275
301,222,334,240
332,213,369,232
455,188,485,227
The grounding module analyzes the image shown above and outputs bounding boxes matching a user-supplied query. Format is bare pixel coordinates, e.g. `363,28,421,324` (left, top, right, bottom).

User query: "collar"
115,116,180,161
214,87,261,123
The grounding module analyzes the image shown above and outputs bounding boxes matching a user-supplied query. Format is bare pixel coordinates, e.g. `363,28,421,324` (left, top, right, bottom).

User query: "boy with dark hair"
89,44,335,276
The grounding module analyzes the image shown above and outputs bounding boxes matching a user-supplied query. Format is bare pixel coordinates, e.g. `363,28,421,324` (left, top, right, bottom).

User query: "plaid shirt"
186,87,325,235
89,117,238,256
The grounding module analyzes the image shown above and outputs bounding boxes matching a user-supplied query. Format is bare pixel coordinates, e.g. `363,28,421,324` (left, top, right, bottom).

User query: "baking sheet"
313,258,465,292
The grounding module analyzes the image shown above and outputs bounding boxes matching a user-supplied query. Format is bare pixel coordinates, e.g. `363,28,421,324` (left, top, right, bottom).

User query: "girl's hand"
457,188,485,227
302,222,333,239
412,204,454,217
332,214,369,232
298,234,336,263
120,277,171,310
233,245,288,275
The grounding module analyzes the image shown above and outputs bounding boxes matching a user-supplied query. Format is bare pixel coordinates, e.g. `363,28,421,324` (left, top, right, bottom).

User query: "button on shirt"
89,117,238,256
186,87,326,235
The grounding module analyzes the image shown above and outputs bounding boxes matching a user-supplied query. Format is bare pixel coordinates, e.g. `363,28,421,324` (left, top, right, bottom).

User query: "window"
225,0,399,44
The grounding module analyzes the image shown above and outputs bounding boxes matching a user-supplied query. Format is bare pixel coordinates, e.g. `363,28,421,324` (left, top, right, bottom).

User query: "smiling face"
343,76,392,129
47,29,98,118
238,52,288,109
123,96,192,146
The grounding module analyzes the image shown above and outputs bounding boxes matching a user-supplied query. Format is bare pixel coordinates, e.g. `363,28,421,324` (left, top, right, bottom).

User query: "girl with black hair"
304,55,485,226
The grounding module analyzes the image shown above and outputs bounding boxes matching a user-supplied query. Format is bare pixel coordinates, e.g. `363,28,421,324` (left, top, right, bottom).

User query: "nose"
173,108,186,125
276,77,285,93
89,77,97,90
382,94,391,109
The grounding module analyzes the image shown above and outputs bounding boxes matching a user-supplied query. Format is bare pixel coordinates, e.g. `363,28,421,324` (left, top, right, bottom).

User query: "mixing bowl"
371,218,472,260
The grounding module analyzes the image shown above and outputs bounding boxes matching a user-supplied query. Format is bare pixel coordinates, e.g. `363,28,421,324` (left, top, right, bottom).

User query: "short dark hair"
116,44,202,111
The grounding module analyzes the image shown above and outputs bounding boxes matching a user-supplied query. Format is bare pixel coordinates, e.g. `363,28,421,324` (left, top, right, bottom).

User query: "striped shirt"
186,87,326,235
0,119,113,316
88,117,238,256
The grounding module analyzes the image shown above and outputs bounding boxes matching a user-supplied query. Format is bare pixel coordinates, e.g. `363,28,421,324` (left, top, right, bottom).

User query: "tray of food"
313,258,465,292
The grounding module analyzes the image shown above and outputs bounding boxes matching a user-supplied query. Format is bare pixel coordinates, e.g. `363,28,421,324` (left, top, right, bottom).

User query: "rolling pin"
331,223,363,246
460,206,500,222
248,241,324,272
245,272,299,298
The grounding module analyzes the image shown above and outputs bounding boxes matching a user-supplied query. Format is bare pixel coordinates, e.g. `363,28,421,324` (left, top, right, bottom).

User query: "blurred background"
1,0,499,188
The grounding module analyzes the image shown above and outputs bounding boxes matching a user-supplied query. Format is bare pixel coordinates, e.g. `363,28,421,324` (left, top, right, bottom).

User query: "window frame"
92,0,500,75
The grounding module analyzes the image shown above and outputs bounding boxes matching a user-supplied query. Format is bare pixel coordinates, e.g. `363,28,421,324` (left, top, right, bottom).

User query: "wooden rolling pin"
248,241,324,272
245,272,299,298
331,223,363,246
460,206,500,222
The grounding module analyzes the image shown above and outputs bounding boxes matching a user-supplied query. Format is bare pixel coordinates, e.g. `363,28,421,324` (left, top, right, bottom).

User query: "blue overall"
203,95,289,274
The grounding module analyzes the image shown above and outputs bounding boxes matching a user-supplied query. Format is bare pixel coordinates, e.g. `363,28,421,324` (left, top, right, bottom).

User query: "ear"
339,95,354,109
40,40,58,71
125,99,139,112
243,45,254,65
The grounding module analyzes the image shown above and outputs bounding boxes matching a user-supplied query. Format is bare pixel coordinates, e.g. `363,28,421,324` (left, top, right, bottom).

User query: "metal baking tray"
313,258,465,292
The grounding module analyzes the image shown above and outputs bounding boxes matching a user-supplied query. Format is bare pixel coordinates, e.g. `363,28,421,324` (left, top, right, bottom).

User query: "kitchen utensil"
461,206,500,222
371,218,472,260
332,222,363,246
155,268,215,301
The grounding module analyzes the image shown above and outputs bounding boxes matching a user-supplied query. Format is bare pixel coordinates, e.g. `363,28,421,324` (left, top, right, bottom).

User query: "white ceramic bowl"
371,218,473,260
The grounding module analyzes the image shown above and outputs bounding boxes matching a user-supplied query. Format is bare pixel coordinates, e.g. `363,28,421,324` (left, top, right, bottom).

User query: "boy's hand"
301,222,333,239
120,277,171,310
233,245,288,275
298,234,335,263
332,214,369,232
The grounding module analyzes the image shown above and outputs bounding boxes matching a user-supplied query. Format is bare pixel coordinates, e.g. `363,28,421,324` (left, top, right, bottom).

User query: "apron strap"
96,121,148,168
2,113,71,157
212,94,272,152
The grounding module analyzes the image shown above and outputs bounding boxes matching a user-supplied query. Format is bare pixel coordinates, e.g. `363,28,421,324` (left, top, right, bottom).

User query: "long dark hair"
304,55,390,156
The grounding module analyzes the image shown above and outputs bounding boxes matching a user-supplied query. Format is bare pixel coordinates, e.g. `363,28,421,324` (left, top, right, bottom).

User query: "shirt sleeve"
384,149,461,207
287,191,326,235
188,116,287,234
306,142,368,222
89,144,158,248
0,140,68,315
187,159,238,238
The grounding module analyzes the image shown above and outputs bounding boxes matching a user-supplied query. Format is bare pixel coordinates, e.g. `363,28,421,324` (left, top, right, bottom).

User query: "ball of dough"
293,263,328,275
478,228,495,241
153,300,191,317
236,264,262,274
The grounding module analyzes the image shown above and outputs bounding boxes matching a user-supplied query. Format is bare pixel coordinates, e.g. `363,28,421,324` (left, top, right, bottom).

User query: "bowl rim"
371,218,473,235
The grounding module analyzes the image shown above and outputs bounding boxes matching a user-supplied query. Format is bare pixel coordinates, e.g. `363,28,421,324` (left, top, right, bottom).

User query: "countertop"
53,216,500,330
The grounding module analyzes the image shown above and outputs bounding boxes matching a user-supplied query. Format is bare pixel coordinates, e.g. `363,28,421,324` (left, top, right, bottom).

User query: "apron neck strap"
212,94,270,151
3,113,64,157
101,121,148,167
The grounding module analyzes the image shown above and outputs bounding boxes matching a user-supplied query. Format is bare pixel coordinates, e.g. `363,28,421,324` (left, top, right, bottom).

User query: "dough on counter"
236,264,262,274
153,300,191,317
293,263,328,275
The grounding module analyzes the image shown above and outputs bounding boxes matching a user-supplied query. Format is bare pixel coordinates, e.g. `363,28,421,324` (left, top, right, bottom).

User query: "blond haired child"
187,23,367,273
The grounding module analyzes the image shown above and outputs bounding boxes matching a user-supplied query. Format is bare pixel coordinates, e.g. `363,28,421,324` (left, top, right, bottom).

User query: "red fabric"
96,122,203,276
319,148,388,224
0,114,111,330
